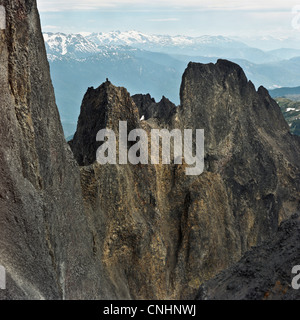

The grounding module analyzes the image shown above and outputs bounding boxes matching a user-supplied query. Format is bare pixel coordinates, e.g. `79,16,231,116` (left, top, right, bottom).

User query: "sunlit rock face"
1,0,300,301
70,60,300,299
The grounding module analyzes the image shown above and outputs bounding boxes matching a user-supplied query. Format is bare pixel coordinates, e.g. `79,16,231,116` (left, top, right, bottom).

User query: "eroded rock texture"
70,61,300,299
0,0,116,300
1,0,300,301
132,94,177,126
196,214,300,300
178,61,300,248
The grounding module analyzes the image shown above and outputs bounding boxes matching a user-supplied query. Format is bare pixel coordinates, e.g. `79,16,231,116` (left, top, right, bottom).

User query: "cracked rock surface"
1,0,300,300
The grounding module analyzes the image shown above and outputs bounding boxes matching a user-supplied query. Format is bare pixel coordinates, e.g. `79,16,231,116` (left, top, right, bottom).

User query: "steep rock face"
132,93,177,126
0,0,115,299
177,60,300,250
196,213,300,300
71,82,241,299
131,93,155,118
1,0,300,300
70,80,140,166
70,61,300,299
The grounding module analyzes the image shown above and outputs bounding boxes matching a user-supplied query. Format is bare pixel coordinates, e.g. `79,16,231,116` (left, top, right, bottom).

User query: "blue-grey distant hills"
269,85,300,100
43,31,300,137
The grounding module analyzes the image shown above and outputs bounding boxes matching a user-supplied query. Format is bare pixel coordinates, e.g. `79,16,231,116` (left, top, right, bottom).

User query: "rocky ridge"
132,94,177,127
0,0,300,300
70,60,300,299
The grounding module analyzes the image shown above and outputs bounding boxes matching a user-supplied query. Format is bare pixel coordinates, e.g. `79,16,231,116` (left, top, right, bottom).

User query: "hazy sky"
37,0,300,38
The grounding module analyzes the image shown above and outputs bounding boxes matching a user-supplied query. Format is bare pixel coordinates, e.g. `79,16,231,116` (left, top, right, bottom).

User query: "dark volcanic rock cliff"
70,80,140,166
0,0,115,299
1,0,300,301
196,214,300,300
70,60,300,299
132,93,177,126
178,60,300,249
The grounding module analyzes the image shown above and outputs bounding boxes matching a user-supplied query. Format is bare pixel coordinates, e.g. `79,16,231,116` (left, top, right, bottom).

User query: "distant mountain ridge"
86,30,248,49
43,32,100,59
44,31,248,56
44,31,281,64
269,86,300,100
43,32,140,61
2,0,300,300
43,31,300,137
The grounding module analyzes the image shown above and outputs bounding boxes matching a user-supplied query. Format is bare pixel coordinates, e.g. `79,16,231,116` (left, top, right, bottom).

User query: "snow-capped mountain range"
85,30,246,48
43,31,250,61
44,31,300,64
42,31,300,138
43,32,99,57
